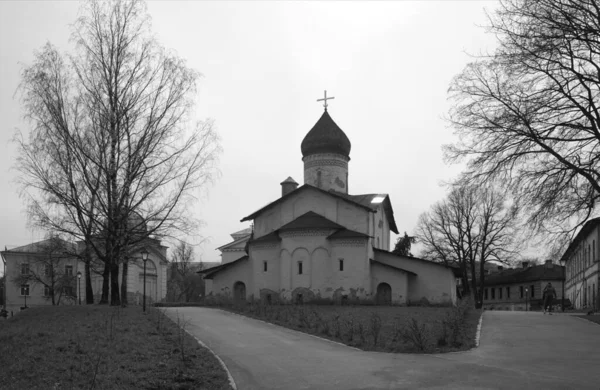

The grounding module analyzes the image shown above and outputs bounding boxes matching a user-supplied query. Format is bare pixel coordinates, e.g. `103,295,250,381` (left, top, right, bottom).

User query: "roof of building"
216,234,251,251
301,110,351,158
559,217,600,264
2,238,77,255
280,176,299,185
373,248,457,271
370,258,417,276
484,263,565,286
331,192,399,234
249,231,281,245
240,184,375,222
279,211,344,231
230,227,252,240
327,229,370,239
198,256,248,279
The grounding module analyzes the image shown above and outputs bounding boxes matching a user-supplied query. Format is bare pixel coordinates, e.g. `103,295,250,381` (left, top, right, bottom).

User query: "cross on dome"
317,90,335,110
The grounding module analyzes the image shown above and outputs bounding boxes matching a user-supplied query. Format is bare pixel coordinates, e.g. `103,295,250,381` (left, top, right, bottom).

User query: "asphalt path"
164,308,600,390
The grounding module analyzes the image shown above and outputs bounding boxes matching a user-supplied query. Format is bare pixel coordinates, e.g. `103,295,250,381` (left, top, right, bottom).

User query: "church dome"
301,110,351,158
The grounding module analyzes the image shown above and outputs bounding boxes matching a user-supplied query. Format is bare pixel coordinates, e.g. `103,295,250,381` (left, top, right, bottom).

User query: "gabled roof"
240,184,375,222
373,248,454,270
328,229,370,239
198,255,248,279
279,211,344,231
249,231,281,244
370,258,417,276
2,238,77,255
484,264,564,286
560,217,600,264
331,192,398,234
230,227,252,240
216,234,251,251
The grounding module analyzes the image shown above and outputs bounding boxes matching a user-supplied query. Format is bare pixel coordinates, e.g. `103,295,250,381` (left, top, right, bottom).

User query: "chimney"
522,261,529,268
545,259,554,268
280,177,299,197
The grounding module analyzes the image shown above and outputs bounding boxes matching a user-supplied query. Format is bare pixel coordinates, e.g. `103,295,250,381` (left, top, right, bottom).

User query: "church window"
484,288,488,300
339,259,344,271
376,237,380,248
499,288,502,299
506,287,510,299
298,262,303,275
491,288,495,300
65,265,73,276
530,285,535,298
520,286,524,298
263,261,268,272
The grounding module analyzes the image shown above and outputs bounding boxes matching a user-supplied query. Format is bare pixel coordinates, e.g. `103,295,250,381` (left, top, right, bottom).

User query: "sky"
0,1,500,268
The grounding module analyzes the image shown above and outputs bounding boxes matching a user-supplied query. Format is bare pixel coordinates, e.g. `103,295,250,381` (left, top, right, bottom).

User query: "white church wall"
374,250,456,305
222,250,246,264
371,263,409,304
250,245,281,298
337,201,370,235
310,247,332,298
328,241,371,300
211,258,253,299
280,249,292,297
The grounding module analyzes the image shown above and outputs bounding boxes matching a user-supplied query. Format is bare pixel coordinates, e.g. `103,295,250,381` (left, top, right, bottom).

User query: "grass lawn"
576,314,600,325
223,302,481,353
0,305,231,390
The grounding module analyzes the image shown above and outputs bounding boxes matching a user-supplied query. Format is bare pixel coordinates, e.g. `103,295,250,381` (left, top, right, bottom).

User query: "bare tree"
11,236,77,306
416,186,518,307
446,0,600,245
167,241,205,302
15,0,221,306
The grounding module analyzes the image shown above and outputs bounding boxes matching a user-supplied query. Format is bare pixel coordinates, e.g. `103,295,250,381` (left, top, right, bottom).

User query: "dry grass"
223,301,481,353
0,305,230,390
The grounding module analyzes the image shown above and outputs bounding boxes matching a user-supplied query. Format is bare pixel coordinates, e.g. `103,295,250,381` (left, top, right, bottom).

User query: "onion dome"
301,110,351,158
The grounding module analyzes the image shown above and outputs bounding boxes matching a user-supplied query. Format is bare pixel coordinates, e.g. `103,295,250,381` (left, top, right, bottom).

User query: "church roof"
328,229,370,239
3,238,76,254
249,231,281,244
279,211,344,230
231,227,252,240
240,184,374,222
301,110,351,158
280,176,298,185
198,255,248,279
370,258,417,276
373,248,454,270
332,192,399,234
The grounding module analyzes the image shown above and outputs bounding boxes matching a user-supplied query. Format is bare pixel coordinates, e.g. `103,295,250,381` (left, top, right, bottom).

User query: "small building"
561,218,600,311
482,261,565,311
1,232,168,312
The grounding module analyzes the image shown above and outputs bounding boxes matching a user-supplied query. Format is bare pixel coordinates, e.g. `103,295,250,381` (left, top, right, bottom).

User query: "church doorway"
376,283,392,305
233,281,246,302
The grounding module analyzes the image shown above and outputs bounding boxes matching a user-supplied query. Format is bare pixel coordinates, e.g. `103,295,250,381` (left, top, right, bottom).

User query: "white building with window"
200,107,457,305
1,232,168,313
562,218,600,311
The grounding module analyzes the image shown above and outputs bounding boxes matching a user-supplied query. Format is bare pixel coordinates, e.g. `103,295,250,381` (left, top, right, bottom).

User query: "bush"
402,318,432,352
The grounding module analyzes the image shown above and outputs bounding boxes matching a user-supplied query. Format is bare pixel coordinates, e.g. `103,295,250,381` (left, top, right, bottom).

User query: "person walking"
543,282,557,314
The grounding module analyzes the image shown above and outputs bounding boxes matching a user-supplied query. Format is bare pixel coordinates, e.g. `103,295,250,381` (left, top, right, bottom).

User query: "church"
201,96,457,305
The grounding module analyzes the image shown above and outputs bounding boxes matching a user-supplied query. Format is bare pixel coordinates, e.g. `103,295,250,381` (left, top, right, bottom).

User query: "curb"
475,310,483,347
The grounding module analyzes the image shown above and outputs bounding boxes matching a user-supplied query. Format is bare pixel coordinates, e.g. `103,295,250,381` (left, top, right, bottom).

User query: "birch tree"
15,0,220,306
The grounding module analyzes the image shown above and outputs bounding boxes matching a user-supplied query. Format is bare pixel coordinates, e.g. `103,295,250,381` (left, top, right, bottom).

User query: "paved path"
164,308,600,390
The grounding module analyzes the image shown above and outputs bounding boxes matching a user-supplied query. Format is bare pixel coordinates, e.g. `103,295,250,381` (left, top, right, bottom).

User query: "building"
1,227,168,312
216,228,252,264
482,261,565,311
561,218,600,311
200,106,457,305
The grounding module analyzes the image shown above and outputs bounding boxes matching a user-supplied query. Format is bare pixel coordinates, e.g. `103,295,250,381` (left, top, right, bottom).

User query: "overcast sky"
0,1,499,267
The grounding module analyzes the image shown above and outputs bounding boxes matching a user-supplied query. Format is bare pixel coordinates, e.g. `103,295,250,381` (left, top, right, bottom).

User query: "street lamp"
559,259,566,312
77,271,82,305
141,248,149,313
525,288,529,312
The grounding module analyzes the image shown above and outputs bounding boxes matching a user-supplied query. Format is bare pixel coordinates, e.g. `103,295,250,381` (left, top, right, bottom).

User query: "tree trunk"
110,261,120,306
99,261,110,304
85,261,94,304
470,261,480,308
121,259,128,307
